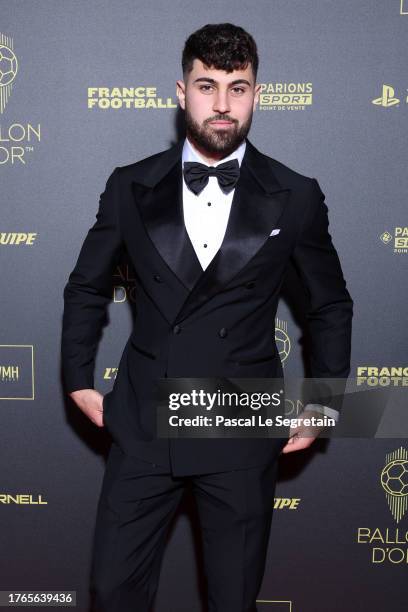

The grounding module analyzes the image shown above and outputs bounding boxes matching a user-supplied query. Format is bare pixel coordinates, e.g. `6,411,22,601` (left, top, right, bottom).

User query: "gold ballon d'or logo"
275,318,291,365
381,447,408,523
0,33,18,114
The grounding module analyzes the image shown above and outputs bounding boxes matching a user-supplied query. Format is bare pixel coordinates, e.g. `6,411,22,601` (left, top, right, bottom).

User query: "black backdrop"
1,2,407,610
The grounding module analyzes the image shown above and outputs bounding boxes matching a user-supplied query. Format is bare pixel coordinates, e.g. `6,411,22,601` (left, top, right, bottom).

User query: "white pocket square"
269,228,281,236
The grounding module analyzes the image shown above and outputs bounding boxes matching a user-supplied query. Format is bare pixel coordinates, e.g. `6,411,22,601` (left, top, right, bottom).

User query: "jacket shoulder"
114,142,181,185
261,150,317,190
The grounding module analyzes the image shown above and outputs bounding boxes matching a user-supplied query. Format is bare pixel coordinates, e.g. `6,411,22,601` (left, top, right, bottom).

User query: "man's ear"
253,83,261,111
176,80,186,109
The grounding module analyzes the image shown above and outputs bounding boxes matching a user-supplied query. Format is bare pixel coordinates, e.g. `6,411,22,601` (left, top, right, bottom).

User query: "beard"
184,105,253,158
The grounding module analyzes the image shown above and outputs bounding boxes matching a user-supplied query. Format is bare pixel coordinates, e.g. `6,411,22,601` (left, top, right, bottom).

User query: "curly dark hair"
182,23,259,81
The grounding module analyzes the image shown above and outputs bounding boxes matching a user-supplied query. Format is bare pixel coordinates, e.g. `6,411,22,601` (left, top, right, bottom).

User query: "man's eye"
198,85,246,94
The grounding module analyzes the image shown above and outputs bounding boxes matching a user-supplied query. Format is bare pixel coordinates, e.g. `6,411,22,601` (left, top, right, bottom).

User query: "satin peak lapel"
131,142,203,292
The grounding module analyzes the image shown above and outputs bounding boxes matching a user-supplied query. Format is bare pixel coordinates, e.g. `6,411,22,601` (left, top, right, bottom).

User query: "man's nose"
212,91,230,114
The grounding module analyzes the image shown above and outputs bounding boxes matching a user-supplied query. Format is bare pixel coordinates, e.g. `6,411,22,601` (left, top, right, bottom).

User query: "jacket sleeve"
290,178,354,413
61,167,123,393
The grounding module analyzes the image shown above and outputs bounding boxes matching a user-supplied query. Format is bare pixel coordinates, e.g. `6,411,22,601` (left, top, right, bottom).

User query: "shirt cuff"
303,403,340,422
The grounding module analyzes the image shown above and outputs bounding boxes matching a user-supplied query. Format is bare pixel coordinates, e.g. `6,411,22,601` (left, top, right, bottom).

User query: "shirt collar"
182,135,246,168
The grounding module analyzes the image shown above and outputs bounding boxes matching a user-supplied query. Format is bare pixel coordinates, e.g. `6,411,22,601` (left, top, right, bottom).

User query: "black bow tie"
183,159,240,195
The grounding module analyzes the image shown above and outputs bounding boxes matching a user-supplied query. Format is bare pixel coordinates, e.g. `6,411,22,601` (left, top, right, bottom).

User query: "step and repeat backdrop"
1,1,407,611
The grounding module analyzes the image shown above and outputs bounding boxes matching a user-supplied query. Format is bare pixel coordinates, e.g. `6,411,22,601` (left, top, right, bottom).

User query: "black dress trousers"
90,442,279,612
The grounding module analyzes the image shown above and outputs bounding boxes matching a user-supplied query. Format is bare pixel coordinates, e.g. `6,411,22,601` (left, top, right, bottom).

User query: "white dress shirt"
182,136,246,270
181,136,339,423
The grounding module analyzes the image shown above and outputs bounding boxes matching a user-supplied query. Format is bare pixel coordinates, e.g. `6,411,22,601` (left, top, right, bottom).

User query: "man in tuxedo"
61,22,353,612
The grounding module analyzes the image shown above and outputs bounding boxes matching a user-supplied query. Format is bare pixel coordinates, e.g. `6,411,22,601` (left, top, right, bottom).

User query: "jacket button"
154,274,162,282
218,327,228,338
245,281,255,289
173,325,181,334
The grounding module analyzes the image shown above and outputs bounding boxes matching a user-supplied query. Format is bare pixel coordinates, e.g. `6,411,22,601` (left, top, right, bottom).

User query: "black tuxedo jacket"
61,138,353,476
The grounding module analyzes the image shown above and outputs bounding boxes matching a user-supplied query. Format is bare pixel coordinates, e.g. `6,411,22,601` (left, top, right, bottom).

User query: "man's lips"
209,120,234,126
